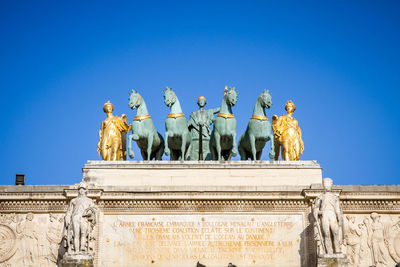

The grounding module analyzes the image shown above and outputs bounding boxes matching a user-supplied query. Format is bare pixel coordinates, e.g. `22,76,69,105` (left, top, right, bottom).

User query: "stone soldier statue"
313,178,344,256
63,182,97,256
188,96,219,160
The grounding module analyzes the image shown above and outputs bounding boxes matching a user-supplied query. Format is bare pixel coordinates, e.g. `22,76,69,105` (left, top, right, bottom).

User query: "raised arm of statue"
211,107,220,114
208,107,220,123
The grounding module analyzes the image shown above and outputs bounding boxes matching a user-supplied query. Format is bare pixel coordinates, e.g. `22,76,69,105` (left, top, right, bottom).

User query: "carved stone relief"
0,224,17,263
343,213,400,267
0,190,399,267
0,213,64,267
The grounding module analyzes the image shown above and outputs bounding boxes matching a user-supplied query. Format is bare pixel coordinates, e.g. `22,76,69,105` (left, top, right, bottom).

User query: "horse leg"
211,140,217,160
185,135,192,160
164,131,170,157
140,150,147,161
256,151,262,160
128,134,135,159
155,145,163,160
268,132,275,160
249,134,256,161
147,133,154,161
180,134,187,161
214,131,222,161
155,134,164,160
231,132,237,158
238,142,246,160
171,149,178,161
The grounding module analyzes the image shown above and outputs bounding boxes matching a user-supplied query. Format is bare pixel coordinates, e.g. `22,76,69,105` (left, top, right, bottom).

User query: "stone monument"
312,178,348,267
60,182,97,267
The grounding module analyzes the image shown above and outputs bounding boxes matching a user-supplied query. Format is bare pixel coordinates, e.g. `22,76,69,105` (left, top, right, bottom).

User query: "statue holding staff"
188,96,220,160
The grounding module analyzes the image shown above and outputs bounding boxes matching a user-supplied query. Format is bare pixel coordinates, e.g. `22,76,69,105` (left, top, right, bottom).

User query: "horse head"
260,89,272,109
128,89,142,110
225,86,238,106
162,87,176,107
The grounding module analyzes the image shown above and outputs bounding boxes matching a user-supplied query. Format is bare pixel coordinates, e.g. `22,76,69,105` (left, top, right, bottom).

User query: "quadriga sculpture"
127,90,164,160
210,86,238,160
163,87,191,160
238,90,275,160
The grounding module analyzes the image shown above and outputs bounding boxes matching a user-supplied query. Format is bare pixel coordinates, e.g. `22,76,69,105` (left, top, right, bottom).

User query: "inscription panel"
100,214,303,267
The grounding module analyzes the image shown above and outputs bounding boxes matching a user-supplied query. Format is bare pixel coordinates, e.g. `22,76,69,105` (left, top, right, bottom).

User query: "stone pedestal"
82,160,322,188
59,254,94,267
317,254,349,267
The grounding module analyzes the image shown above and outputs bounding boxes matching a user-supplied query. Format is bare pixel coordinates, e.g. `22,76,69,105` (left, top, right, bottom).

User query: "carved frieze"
0,224,17,263
0,213,64,267
0,187,399,267
342,213,400,267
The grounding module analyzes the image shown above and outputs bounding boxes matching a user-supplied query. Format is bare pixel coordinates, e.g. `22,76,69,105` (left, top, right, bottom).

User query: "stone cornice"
83,160,321,169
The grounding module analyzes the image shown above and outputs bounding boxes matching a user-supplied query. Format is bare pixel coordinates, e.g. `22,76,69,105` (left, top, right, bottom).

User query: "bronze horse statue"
210,86,238,160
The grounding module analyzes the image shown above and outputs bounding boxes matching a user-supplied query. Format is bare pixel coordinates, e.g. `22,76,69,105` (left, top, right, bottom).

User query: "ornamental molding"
0,190,399,213
0,200,68,212
98,191,305,200
98,199,309,212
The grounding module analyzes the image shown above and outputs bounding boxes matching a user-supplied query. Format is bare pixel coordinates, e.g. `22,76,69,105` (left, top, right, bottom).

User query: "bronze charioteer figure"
188,96,220,160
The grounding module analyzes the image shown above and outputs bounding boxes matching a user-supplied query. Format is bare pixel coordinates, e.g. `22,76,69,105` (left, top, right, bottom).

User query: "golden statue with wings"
97,101,130,161
272,100,304,161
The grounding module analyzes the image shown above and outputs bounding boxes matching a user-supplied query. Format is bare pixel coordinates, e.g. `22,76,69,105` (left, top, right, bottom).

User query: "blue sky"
0,1,399,185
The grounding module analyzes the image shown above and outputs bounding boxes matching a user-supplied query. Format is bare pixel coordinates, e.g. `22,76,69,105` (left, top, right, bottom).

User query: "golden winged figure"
97,101,130,161
272,100,304,161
